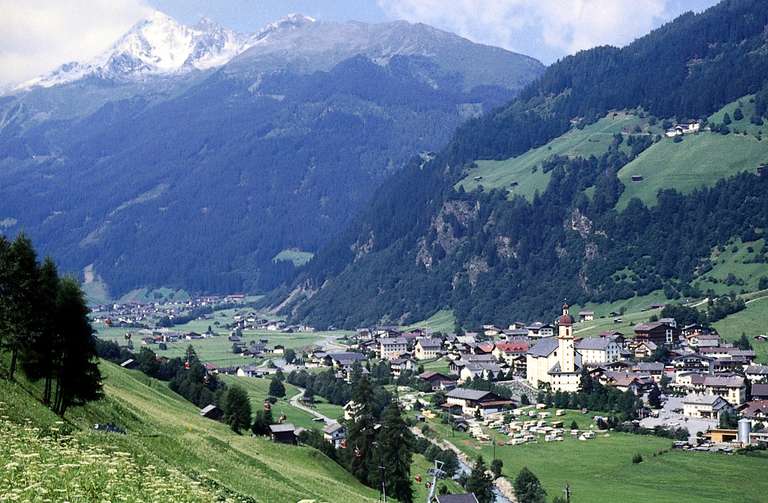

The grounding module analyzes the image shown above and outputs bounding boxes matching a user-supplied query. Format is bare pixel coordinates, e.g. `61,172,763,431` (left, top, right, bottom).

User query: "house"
629,340,657,360
682,394,732,420
390,357,417,377
269,424,297,444
435,494,480,503
526,305,582,392
664,121,700,137
739,400,768,427
493,341,530,376
415,338,443,360
380,337,408,360
443,388,514,417
702,375,746,406
745,365,768,383
322,422,346,448
751,383,768,400
600,372,654,395
672,354,712,373
328,352,366,369
459,362,504,383
236,365,260,378
632,362,665,383
578,310,595,322
199,404,223,420
634,321,680,347
419,371,457,391
527,322,555,338
575,337,622,365
273,344,285,355
686,333,721,348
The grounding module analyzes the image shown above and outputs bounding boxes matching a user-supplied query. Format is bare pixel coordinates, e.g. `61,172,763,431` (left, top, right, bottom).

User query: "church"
526,304,583,392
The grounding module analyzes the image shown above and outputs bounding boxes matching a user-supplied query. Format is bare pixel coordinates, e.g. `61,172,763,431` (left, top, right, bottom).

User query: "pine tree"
52,278,103,415
490,458,504,479
465,456,494,503
5,235,40,380
346,375,378,485
269,377,286,397
373,402,414,503
21,258,60,404
514,467,547,503
223,385,252,433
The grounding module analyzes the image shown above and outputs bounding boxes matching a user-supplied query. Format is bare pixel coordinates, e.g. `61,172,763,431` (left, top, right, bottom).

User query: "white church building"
526,304,583,392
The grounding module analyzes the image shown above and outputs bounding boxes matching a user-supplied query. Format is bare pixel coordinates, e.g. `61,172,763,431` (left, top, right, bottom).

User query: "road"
410,426,515,503
289,387,336,424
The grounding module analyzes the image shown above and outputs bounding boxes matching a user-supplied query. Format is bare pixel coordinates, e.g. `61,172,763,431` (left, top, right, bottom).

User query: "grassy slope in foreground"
0,361,379,503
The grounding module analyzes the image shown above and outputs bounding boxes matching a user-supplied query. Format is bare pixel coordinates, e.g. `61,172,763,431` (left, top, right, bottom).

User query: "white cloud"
377,0,694,61
0,0,151,86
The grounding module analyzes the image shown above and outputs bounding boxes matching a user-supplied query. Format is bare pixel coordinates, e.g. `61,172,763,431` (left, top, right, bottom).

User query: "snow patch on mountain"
17,12,316,91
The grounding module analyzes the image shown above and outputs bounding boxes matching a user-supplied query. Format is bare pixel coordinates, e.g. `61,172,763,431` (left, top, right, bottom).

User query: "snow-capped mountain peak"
17,10,252,90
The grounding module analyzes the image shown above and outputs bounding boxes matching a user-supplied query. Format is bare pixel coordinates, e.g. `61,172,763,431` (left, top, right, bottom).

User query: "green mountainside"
281,0,768,329
0,361,379,503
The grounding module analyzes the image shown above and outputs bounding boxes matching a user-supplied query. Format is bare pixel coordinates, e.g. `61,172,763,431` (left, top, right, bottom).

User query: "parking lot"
640,396,716,441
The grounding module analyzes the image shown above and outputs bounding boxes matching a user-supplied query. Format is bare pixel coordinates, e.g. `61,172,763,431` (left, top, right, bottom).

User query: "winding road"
289,387,336,424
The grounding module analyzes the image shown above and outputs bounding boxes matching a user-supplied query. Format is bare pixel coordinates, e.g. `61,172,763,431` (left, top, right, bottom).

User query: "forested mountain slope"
0,14,543,299
282,0,768,329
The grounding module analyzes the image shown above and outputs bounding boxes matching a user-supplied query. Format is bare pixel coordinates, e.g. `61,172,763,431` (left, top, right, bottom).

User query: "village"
97,297,768,457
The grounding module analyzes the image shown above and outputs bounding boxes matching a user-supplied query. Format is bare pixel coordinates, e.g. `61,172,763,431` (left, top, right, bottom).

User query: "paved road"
289,387,336,424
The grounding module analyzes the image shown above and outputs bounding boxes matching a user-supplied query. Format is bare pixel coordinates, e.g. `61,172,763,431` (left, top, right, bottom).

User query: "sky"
0,0,720,87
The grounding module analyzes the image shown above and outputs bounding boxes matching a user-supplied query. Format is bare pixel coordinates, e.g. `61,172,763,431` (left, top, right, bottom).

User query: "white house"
682,394,732,420
414,338,443,360
322,422,346,448
575,337,622,365
379,337,408,360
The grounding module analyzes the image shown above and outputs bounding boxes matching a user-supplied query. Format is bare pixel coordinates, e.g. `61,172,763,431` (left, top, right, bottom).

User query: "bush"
632,454,643,464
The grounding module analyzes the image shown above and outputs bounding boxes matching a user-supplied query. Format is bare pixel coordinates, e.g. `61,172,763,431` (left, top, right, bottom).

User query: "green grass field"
420,410,768,503
456,111,660,200
406,309,457,334
713,295,768,364
616,131,768,209
0,360,380,503
220,375,344,430
694,239,768,294
273,248,315,267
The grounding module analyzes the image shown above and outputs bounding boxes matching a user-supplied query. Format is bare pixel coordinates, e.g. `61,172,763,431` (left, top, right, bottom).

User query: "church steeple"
558,304,573,339
557,304,575,373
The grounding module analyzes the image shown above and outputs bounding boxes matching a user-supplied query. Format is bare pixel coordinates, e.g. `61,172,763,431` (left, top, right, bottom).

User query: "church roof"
527,337,559,357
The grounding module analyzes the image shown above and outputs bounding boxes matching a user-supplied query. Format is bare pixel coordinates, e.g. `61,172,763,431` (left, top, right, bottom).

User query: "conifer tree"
269,377,286,397
52,278,103,415
346,375,377,485
373,402,414,503
5,235,40,380
224,385,252,433
514,467,547,503
21,258,60,404
465,456,494,503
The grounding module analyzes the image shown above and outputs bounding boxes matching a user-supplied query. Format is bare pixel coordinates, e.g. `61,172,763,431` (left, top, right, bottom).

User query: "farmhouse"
527,322,555,338
443,388,513,417
578,310,595,322
664,121,700,137
419,371,457,391
380,337,408,360
415,338,443,360
683,394,732,420
322,422,347,448
199,404,223,420
269,424,297,444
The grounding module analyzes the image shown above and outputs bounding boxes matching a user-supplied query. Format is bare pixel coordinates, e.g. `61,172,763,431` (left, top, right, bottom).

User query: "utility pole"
564,482,572,503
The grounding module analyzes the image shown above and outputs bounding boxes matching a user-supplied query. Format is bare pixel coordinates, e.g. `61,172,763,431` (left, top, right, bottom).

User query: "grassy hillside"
406,309,457,333
616,132,768,209
455,111,661,200
0,361,380,503
695,239,767,295
273,249,315,267
714,294,768,364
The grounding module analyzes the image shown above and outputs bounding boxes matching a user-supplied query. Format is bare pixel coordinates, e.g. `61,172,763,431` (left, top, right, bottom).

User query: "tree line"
0,234,102,415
